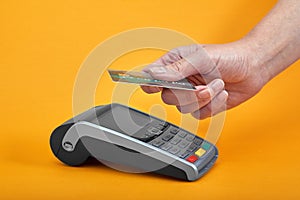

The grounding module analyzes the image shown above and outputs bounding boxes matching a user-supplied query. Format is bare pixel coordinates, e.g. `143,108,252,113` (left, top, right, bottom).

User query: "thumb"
145,47,218,82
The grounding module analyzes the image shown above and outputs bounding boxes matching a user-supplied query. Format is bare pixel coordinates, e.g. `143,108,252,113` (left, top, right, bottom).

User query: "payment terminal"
50,103,218,181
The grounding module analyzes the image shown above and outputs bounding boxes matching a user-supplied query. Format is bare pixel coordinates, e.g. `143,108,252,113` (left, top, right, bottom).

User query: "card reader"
50,103,218,181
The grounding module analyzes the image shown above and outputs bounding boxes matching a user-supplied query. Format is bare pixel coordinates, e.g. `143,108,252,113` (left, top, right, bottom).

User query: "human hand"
141,41,270,119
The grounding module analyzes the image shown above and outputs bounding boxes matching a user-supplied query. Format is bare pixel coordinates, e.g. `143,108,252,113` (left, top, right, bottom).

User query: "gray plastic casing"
53,104,218,181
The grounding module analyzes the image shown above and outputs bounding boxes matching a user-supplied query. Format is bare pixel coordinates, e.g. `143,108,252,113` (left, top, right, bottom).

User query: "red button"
186,155,198,163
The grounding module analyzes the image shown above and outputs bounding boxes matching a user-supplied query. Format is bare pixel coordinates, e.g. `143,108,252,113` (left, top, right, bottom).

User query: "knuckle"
169,61,182,72
199,97,210,105
176,105,190,114
191,110,201,119
140,86,152,94
200,106,212,119
185,92,198,102
174,91,198,106
176,106,184,113
198,89,211,99
161,91,176,105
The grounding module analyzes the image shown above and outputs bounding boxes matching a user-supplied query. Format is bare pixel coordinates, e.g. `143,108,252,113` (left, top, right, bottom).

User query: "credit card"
108,69,196,91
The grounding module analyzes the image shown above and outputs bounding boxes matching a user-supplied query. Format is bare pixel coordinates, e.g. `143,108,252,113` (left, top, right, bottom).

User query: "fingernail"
212,79,225,91
150,67,167,74
217,90,228,101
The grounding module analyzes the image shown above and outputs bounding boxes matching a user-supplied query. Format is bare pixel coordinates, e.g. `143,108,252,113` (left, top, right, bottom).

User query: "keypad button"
201,142,211,150
159,121,168,127
170,137,181,145
170,128,179,134
162,134,174,141
195,148,206,157
193,138,203,145
152,140,165,147
186,134,195,142
145,131,156,137
179,151,190,159
186,155,198,163
155,125,165,130
168,147,180,155
187,143,198,152
177,131,187,138
161,143,172,151
178,141,189,149
147,127,162,135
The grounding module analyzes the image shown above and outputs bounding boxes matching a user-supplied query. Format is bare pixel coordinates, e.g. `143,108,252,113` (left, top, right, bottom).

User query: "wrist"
240,0,300,83
242,31,300,83
239,35,277,84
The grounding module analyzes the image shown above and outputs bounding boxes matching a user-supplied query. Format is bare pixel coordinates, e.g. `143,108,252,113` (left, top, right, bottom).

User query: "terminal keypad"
148,122,211,162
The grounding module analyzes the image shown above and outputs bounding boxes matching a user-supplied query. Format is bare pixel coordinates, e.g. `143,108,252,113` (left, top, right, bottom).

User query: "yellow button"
195,148,206,157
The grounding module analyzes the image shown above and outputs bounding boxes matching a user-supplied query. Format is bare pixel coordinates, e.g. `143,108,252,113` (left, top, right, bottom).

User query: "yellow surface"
195,148,206,157
1,0,300,199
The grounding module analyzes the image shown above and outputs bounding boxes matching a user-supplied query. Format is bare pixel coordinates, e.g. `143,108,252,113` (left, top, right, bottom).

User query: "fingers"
140,85,162,94
142,45,200,72
140,44,226,119
191,90,228,120
144,59,192,81
161,79,225,106
141,78,228,120
144,47,218,82
187,74,205,86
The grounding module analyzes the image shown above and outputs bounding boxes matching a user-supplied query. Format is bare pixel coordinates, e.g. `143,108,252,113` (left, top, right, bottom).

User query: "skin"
141,0,300,119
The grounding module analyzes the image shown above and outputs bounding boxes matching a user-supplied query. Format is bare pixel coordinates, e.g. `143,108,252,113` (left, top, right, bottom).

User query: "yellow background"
1,0,300,199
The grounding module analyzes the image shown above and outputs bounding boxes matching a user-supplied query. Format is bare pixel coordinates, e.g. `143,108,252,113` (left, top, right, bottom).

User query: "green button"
201,142,211,150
